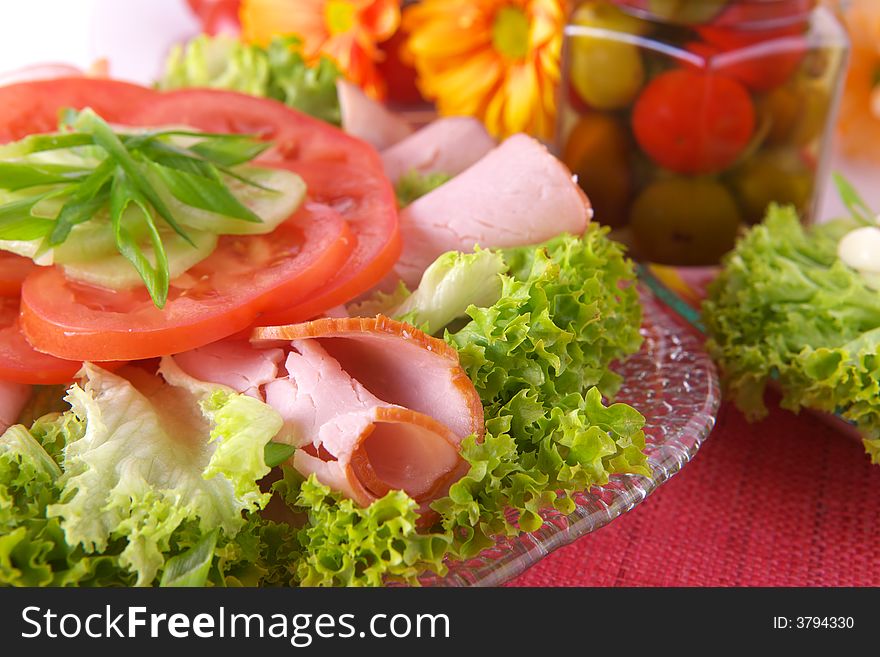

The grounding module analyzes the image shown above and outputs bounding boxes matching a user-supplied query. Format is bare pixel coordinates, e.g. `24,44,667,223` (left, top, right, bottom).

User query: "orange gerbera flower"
240,0,400,98
836,0,880,161
404,0,565,139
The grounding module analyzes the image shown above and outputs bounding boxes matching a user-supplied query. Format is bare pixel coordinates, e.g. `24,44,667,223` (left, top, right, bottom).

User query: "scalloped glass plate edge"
421,285,721,587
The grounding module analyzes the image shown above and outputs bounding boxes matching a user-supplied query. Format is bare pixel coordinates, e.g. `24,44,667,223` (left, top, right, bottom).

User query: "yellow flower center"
492,6,530,60
325,0,357,36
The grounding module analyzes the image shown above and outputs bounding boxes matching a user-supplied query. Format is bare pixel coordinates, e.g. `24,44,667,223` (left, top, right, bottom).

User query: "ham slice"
263,340,466,506
337,79,413,151
0,380,31,434
172,340,285,399
253,316,484,442
393,133,593,287
252,316,483,506
380,116,496,183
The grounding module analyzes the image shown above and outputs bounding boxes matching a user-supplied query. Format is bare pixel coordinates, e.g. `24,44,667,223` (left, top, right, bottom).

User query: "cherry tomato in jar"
710,0,814,29
692,24,807,93
632,69,756,175
630,177,741,265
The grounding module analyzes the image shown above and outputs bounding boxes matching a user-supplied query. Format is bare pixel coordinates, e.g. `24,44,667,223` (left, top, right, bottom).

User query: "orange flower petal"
240,0,328,51
405,0,564,139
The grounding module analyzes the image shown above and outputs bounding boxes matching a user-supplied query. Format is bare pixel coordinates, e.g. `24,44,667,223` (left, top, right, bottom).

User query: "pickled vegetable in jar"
556,0,849,266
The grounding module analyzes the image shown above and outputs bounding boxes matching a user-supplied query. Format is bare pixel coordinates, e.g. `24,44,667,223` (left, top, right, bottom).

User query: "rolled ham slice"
337,79,413,151
263,340,466,506
393,133,593,287
0,380,31,434
252,316,484,506
253,316,484,442
380,116,496,183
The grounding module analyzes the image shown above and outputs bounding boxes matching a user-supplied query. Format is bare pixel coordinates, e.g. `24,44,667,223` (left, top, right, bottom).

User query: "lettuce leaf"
273,469,450,587
0,361,285,587
160,35,341,125
46,363,282,585
703,204,880,462
392,248,506,334
427,227,647,551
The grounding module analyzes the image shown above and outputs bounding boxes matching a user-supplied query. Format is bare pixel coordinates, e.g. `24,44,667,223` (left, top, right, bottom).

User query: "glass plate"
422,285,721,586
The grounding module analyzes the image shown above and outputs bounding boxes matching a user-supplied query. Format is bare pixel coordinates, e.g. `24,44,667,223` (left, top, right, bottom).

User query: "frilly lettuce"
704,204,880,462
389,248,506,335
0,362,285,586
160,35,342,125
432,228,648,551
273,469,450,587
347,227,646,550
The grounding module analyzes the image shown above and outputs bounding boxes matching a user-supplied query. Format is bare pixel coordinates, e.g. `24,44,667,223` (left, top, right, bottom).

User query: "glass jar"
556,0,850,266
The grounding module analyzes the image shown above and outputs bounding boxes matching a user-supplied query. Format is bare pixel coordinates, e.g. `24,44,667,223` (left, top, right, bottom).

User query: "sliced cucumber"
53,209,152,264
149,165,306,235
61,229,218,290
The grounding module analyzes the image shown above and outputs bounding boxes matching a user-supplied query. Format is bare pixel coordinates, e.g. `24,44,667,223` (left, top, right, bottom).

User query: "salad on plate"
0,36,652,587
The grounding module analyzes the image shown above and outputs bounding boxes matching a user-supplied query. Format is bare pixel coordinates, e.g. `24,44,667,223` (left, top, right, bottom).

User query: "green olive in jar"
630,178,741,265
563,113,632,227
568,1,648,110
647,0,730,24
729,150,814,224
761,79,831,148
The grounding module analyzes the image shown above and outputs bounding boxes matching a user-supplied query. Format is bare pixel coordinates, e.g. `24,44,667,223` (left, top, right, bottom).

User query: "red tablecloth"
508,394,880,587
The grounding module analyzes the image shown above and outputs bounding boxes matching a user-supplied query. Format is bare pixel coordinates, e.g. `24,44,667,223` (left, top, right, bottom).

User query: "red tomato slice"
632,69,755,175
257,161,401,324
0,253,36,298
126,89,401,324
0,296,82,384
0,77,158,143
20,204,353,362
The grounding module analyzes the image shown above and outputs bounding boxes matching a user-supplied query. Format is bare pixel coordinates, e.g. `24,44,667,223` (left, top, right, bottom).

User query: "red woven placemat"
508,395,880,587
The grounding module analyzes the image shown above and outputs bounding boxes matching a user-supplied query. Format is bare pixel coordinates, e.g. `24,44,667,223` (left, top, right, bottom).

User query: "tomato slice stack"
0,80,400,376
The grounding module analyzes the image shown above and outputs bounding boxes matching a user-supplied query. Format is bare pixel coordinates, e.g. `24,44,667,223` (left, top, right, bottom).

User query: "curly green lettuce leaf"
43,362,282,585
160,34,269,95
160,35,341,125
394,170,452,207
273,468,450,587
425,228,646,549
391,248,506,334
449,227,643,407
0,420,137,586
703,204,880,462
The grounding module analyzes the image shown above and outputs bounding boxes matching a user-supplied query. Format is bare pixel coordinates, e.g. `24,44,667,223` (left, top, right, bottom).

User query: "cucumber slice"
53,210,153,264
150,165,306,235
61,229,218,290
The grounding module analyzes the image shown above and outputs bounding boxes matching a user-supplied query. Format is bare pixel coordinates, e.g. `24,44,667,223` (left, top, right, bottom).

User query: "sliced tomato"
20,204,353,362
0,253,36,298
0,296,82,384
257,161,401,324
126,89,401,324
0,77,158,143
